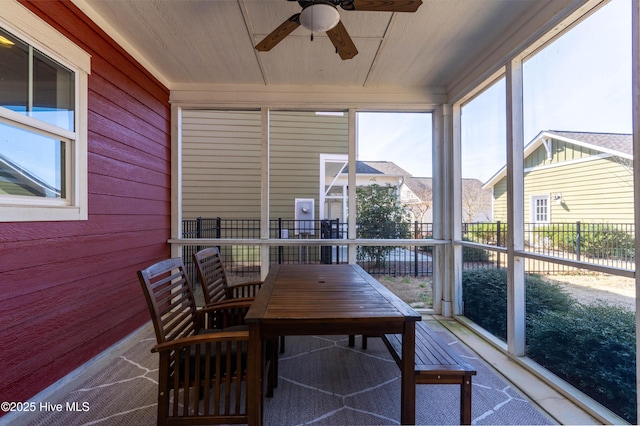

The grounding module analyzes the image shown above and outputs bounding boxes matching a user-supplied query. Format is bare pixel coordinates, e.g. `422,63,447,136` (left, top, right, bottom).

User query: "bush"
462,269,573,339
462,269,636,424
534,223,635,259
528,304,636,424
461,238,490,262
580,225,635,259
462,269,509,337
464,222,506,246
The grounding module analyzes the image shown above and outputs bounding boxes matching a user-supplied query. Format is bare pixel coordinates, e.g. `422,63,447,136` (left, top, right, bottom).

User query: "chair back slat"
193,247,230,305
137,258,199,344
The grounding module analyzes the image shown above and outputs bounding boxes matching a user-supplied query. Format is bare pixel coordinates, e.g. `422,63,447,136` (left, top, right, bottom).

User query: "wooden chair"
138,257,273,425
192,247,262,304
193,247,286,354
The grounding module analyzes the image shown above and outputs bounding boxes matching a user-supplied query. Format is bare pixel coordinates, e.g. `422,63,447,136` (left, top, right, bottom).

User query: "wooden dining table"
245,263,422,425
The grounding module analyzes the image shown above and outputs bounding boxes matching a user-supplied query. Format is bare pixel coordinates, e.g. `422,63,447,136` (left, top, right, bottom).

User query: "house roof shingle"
547,131,632,156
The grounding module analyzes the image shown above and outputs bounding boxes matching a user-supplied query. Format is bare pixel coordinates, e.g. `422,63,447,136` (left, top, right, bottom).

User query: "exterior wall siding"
269,111,348,221
0,0,171,406
492,154,633,223
182,110,262,220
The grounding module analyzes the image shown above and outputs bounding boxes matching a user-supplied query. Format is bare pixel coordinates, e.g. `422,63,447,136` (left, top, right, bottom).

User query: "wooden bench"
381,321,477,425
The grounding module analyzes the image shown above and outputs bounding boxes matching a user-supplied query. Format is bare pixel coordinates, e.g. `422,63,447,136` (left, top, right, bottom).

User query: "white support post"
432,106,445,315
348,109,357,265
450,103,464,316
260,108,270,280
170,104,183,259
631,0,640,417
506,59,526,357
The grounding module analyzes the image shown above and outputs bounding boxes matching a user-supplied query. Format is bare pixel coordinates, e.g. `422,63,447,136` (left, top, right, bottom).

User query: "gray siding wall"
269,111,348,220
182,110,262,220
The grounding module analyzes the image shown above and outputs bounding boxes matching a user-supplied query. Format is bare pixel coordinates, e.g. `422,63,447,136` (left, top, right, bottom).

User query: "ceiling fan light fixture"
299,3,340,32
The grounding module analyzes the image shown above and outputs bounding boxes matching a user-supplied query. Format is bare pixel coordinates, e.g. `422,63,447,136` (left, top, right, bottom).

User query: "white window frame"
530,194,550,224
0,1,90,222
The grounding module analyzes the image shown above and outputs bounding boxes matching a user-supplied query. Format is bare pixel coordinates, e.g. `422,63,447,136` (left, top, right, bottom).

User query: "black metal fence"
182,218,635,278
463,221,635,272
182,217,434,277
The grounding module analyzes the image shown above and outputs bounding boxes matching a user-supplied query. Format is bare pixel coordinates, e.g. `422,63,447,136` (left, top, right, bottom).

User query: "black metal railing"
182,218,635,277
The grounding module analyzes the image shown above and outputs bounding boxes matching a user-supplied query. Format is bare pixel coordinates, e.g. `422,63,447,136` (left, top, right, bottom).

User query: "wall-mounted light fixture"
554,193,563,204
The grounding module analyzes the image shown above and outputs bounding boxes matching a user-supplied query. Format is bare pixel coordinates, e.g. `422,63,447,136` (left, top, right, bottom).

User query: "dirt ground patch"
377,275,433,309
542,274,636,311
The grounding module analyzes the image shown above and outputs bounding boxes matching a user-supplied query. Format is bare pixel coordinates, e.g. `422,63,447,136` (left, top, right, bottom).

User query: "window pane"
0,28,29,113
0,28,75,131
33,50,75,131
0,122,64,198
461,78,506,246
522,0,633,266
523,266,636,424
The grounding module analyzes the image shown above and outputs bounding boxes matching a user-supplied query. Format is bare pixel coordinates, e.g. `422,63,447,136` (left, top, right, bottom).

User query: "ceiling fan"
255,0,423,60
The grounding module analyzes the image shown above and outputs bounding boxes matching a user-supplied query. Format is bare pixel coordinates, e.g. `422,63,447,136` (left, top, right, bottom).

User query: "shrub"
462,269,509,337
462,269,637,424
462,269,574,339
461,239,490,262
527,304,636,424
534,223,635,259
580,224,635,259
464,222,506,246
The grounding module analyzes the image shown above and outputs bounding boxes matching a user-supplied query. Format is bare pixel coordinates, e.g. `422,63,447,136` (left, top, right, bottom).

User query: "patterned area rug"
14,320,554,426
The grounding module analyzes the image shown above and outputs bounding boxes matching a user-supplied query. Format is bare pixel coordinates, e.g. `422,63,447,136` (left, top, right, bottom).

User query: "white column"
348,109,357,264
170,104,183,259
506,59,526,356
631,0,640,416
450,103,464,316
260,108,270,280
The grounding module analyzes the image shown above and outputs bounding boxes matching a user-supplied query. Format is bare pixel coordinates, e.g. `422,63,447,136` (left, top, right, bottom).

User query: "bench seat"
382,321,477,424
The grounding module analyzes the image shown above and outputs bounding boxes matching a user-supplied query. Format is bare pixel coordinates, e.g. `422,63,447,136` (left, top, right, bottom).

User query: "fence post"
414,221,419,277
215,217,221,252
334,218,340,264
496,220,501,269
576,221,581,262
278,218,283,264
196,216,202,253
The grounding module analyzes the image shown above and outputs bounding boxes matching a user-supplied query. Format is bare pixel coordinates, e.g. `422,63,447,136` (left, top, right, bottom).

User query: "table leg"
248,323,263,426
400,321,416,425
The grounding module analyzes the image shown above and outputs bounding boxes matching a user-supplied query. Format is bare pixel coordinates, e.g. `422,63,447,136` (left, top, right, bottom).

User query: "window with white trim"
0,2,90,222
530,195,549,223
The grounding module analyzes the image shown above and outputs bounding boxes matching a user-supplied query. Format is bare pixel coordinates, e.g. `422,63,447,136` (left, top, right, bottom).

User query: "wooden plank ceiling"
74,0,572,93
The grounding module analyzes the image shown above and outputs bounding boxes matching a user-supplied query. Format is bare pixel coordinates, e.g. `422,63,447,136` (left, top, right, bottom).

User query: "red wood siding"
0,0,171,406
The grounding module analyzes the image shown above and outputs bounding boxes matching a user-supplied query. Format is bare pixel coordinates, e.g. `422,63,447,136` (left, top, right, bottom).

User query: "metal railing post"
496,220,501,269
278,218,283,264
414,221,419,277
576,220,581,262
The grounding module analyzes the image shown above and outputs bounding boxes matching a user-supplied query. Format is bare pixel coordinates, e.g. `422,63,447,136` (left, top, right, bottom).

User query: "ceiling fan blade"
326,21,358,60
342,0,422,12
255,14,301,52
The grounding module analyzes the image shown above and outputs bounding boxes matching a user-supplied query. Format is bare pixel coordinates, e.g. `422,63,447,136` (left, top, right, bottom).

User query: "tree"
356,182,410,267
404,181,432,223
461,179,492,222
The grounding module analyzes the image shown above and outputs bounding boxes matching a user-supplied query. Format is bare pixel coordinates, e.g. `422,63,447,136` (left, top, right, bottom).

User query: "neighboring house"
484,131,633,223
337,161,491,224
